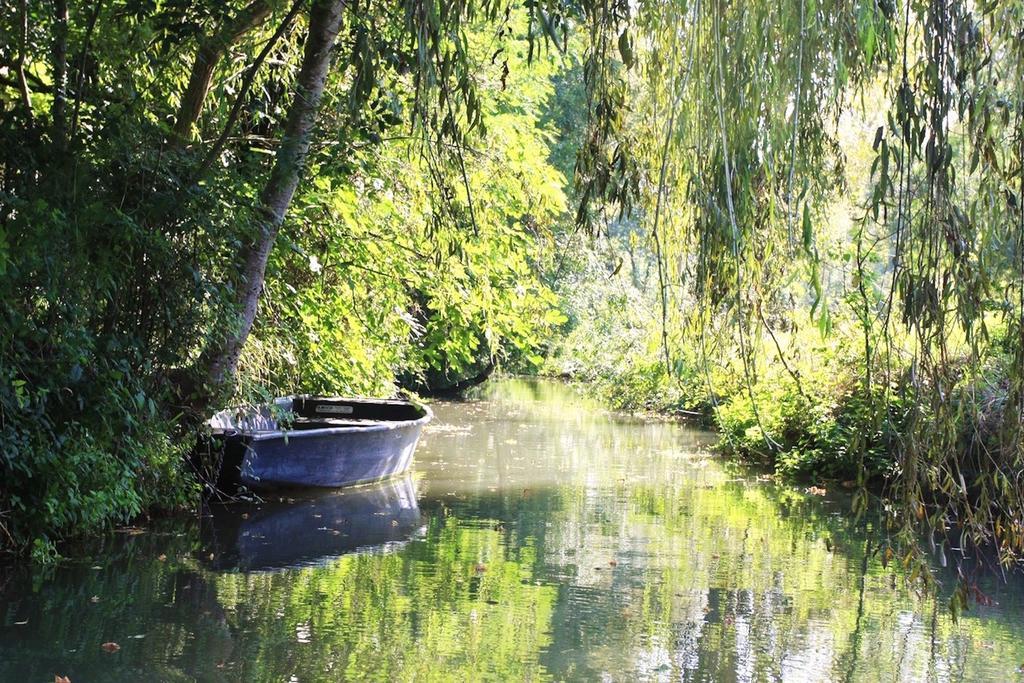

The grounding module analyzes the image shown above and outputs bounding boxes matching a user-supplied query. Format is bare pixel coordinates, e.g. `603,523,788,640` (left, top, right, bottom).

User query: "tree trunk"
16,0,33,121
203,0,345,387
192,0,305,183
170,0,272,147
51,0,68,149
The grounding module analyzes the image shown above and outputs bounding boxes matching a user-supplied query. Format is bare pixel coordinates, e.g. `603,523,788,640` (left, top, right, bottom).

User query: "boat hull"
231,420,424,489
210,396,431,491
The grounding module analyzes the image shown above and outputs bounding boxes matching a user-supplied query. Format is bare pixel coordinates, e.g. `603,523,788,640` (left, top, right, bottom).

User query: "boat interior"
292,396,424,423
210,396,426,434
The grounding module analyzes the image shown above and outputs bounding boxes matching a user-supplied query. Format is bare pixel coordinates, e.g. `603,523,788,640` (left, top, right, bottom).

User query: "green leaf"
863,22,877,65
618,30,633,68
801,203,813,254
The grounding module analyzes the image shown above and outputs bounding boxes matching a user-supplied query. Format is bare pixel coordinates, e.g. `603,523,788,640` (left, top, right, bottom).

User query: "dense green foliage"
0,1,574,555
2,0,1024,584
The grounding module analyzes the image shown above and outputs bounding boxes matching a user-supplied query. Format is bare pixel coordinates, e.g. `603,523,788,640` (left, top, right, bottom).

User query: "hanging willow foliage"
571,0,1024,571
871,0,1024,572
360,0,1024,573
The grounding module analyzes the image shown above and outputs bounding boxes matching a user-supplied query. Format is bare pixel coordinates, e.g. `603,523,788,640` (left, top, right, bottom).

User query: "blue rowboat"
200,475,422,571
209,396,431,490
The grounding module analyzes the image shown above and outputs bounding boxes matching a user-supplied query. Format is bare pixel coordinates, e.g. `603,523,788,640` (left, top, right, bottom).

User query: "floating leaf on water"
100,642,120,653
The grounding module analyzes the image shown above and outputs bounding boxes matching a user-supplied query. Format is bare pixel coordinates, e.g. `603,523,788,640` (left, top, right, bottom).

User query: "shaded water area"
3,379,1024,681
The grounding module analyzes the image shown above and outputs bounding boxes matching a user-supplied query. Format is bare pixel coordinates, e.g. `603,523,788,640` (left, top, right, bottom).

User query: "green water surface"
2,379,1023,682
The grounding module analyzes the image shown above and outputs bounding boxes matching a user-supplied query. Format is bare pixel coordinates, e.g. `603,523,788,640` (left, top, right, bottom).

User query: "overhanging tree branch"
192,0,305,182
170,0,275,147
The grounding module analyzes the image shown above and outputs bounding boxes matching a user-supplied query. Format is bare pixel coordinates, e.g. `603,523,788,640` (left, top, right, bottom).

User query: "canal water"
2,379,1023,681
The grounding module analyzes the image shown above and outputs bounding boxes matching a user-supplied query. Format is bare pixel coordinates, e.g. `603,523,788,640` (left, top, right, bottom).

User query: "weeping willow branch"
588,0,1024,570
650,0,698,381
785,0,806,248
758,306,807,400
711,1,779,454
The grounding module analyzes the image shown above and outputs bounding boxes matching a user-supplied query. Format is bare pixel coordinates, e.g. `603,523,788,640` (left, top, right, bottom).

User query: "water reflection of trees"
426,381,1024,680
2,381,1024,681
523,451,1022,681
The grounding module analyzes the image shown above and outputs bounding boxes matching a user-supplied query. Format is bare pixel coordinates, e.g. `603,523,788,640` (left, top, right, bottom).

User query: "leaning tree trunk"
170,0,272,147
203,0,345,387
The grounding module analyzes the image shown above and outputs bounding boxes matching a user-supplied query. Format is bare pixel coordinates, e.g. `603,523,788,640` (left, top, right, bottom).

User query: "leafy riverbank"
543,235,1023,570
0,6,574,560
548,333,1014,486
4,0,1024,574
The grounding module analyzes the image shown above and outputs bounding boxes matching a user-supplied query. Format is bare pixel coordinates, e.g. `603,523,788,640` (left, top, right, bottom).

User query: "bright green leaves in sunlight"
244,11,572,397
2,0,1024,599
547,0,1024,574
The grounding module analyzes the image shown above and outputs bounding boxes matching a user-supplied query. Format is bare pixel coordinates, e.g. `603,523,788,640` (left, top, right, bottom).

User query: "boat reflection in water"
200,475,422,572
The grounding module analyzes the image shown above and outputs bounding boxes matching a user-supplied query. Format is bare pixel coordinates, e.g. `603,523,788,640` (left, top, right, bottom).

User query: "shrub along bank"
544,241,1020,543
